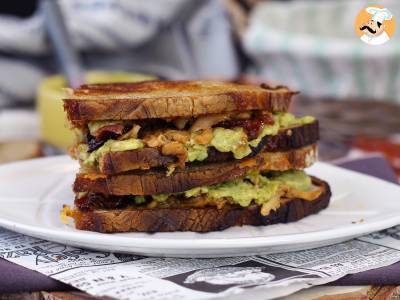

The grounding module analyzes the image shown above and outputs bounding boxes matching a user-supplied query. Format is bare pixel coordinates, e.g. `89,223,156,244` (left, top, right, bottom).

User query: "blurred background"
0,0,399,178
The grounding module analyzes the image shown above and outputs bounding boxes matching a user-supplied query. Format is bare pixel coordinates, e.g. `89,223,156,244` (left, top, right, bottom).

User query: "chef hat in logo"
366,7,393,24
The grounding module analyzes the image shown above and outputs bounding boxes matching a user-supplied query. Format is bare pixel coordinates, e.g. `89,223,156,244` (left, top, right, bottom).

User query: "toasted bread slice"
97,121,319,175
63,81,296,123
70,177,330,233
74,145,317,196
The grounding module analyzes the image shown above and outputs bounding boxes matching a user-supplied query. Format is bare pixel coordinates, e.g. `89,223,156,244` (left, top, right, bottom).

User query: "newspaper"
2,226,400,300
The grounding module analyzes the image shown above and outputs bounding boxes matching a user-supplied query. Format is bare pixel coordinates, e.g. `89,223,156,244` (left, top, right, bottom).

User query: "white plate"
0,156,399,258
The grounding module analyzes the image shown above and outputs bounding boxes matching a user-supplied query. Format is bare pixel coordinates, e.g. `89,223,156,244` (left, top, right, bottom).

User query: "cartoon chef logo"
355,6,395,46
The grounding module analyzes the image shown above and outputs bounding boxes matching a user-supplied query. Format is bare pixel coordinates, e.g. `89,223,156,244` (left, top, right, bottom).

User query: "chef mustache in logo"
360,23,379,34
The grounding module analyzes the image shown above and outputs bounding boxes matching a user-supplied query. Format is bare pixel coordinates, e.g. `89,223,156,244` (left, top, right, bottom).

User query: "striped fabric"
243,0,400,102
0,0,188,54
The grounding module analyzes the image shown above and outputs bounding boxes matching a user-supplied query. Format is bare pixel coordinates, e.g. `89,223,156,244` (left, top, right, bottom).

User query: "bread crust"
74,145,317,196
72,177,330,233
63,81,296,122
98,121,319,174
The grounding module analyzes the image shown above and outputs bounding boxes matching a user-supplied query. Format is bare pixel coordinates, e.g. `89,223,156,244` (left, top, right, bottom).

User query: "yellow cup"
36,71,155,149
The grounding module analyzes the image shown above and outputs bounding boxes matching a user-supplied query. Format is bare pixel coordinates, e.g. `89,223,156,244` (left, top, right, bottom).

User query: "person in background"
0,0,239,108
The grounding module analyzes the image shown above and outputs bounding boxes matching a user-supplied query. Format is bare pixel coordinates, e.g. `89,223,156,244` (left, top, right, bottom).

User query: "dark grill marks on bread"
75,193,140,211
63,80,295,123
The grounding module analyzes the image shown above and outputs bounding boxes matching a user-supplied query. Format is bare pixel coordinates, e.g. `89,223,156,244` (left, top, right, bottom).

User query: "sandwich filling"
73,112,315,169
63,170,323,223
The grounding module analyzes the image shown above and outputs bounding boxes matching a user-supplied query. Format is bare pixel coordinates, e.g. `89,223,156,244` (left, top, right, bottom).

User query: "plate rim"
1,214,400,250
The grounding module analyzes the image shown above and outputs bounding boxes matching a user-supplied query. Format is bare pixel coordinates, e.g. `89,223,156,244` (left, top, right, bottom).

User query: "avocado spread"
149,170,314,208
211,127,252,159
269,170,313,191
186,143,209,162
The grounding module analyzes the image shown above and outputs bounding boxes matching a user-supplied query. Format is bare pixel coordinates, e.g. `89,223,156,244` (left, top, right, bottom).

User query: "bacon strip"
93,124,126,140
87,124,130,152
219,114,275,139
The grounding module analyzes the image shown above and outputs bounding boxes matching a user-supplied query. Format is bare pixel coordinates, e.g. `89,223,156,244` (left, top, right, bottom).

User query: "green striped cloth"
243,0,400,102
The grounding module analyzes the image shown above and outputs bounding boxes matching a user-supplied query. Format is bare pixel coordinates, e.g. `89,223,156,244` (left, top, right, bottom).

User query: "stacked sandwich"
62,80,331,233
